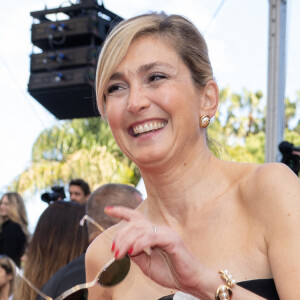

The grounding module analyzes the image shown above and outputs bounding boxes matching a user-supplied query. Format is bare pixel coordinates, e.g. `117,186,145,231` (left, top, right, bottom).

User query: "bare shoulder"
239,163,300,297
236,162,300,230
221,161,300,221
241,162,300,208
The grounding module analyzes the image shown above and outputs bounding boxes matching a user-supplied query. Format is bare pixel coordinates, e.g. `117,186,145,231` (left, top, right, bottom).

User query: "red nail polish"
105,206,113,211
111,242,115,252
128,247,134,255
115,249,119,259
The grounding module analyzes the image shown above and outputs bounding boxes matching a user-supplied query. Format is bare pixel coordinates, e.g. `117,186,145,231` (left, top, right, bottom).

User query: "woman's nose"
126,85,150,114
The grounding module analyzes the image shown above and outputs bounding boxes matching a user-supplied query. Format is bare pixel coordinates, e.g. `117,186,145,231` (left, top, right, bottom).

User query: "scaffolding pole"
265,0,287,162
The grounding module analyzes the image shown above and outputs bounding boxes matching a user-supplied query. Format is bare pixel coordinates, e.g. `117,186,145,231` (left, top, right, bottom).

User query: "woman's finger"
109,217,154,258
104,205,143,221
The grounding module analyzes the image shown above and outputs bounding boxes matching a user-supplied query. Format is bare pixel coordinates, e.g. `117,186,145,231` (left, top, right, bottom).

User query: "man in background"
36,183,143,299
69,179,91,205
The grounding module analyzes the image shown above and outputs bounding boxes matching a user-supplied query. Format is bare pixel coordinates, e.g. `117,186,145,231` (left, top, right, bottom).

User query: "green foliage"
13,146,137,193
31,118,123,162
209,87,300,165
244,131,265,163
284,128,300,146
11,118,140,194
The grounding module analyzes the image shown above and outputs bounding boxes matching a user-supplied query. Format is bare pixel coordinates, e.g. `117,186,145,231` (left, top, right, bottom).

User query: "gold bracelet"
215,270,236,300
218,270,236,288
215,285,233,300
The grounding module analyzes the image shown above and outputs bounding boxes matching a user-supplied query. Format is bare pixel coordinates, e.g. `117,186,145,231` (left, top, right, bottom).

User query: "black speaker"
30,46,99,72
31,15,110,51
28,1,122,119
29,85,99,120
28,67,99,119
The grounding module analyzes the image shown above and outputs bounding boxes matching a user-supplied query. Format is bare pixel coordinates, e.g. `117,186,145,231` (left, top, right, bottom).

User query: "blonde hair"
0,255,16,295
0,192,29,237
96,12,214,117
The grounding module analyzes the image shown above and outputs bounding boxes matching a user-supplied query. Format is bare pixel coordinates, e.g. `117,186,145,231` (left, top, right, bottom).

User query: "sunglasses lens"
64,288,88,300
98,255,130,287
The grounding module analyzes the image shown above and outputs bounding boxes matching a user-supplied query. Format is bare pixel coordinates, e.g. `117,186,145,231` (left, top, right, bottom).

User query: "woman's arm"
251,163,300,299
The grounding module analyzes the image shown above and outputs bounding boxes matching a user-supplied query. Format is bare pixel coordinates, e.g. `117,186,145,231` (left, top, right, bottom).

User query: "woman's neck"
0,217,9,227
139,151,226,226
0,283,11,300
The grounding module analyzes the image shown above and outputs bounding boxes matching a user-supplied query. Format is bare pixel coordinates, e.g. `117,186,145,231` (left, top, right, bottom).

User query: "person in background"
15,201,89,300
69,179,91,205
36,183,143,300
86,12,300,300
86,184,143,242
0,193,29,267
0,255,16,300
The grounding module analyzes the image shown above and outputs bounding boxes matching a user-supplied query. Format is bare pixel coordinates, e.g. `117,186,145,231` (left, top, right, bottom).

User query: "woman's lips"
129,120,168,137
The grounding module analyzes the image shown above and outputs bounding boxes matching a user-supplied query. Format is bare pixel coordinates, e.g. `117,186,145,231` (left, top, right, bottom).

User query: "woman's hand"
104,206,210,294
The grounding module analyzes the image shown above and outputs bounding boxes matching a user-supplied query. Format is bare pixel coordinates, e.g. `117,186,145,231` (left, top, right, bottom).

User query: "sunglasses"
79,215,131,288
16,215,131,300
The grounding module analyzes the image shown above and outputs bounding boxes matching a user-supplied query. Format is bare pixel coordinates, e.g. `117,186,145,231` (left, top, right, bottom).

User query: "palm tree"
11,118,140,194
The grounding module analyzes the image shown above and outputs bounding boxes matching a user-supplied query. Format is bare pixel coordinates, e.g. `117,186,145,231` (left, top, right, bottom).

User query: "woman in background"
0,193,29,267
0,255,16,300
14,201,89,300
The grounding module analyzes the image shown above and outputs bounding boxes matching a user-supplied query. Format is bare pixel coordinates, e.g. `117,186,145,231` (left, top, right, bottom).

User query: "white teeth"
133,121,166,135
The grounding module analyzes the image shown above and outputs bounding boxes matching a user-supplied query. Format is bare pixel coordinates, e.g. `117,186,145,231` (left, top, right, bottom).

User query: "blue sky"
0,0,299,231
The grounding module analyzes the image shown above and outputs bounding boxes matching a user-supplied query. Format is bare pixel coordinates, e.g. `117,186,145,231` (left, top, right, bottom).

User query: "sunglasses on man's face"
16,215,131,300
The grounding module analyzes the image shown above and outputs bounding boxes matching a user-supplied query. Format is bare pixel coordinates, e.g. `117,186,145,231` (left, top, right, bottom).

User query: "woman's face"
0,196,10,217
103,35,203,167
0,265,12,288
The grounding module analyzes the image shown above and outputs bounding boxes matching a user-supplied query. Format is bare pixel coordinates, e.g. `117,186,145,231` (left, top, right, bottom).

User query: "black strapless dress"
158,279,279,300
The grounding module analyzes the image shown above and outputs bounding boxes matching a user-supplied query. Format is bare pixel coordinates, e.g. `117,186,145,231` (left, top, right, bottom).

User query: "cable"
203,0,228,33
0,56,49,129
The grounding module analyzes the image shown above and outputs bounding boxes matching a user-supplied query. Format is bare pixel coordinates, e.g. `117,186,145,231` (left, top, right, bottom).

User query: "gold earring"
200,115,210,128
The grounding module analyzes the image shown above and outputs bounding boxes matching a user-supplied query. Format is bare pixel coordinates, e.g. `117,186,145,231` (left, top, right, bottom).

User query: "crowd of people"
0,179,143,300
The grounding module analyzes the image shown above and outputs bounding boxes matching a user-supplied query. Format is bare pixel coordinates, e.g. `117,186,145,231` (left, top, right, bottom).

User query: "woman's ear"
198,80,219,119
7,273,13,281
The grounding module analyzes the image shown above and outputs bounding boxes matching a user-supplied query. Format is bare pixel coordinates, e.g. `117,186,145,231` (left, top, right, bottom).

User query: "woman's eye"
106,84,122,94
149,74,166,82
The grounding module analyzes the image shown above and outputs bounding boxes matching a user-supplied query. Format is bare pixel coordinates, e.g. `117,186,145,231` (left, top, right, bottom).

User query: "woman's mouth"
130,120,167,137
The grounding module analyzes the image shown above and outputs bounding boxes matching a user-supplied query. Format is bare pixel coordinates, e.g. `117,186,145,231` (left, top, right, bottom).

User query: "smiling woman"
85,12,300,300
101,32,210,167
